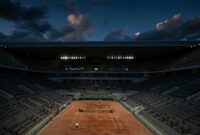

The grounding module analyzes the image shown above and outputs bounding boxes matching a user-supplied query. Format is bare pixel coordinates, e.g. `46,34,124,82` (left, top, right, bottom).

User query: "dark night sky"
0,0,200,42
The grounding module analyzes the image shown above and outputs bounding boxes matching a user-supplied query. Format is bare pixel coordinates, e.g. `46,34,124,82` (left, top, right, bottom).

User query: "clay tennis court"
38,101,153,135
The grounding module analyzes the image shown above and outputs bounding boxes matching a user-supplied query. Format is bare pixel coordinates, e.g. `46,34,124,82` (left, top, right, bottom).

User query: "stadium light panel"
60,55,86,60
106,55,135,60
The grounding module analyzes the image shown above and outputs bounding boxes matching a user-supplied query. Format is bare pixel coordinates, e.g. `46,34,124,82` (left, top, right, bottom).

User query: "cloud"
1,1,199,43
0,0,47,22
0,30,48,42
47,14,93,41
134,13,200,41
0,0,23,21
133,32,141,38
0,0,53,41
16,20,52,33
65,14,92,41
184,33,200,40
0,32,7,40
174,16,200,39
67,14,80,25
156,13,182,31
10,30,46,41
103,13,200,41
0,0,93,42
67,14,91,31
104,28,131,41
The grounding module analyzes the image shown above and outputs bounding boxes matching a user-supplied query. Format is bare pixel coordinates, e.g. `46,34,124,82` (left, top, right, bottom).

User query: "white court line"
115,103,125,129
78,112,81,125
109,113,117,129
70,112,79,128
77,102,84,127
110,103,124,129
95,108,97,120
113,113,123,129
109,104,117,129
70,102,82,128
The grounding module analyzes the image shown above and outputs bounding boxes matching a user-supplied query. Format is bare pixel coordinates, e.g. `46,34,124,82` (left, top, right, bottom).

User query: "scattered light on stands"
94,68,99,71
190,44,199,48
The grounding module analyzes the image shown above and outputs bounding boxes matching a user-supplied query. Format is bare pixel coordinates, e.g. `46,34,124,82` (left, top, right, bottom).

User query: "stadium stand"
0,50,26,69
122,76,200,135
0,72,72,135
0,41,200,135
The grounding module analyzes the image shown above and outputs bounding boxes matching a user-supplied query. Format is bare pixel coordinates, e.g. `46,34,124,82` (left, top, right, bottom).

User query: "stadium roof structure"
1,41,200,59
1,41,200,47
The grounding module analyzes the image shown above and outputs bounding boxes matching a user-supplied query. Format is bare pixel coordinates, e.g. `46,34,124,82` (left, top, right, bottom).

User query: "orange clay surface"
38,101,153,135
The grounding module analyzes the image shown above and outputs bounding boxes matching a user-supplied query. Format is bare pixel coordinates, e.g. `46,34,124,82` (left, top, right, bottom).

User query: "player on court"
75,122,79,128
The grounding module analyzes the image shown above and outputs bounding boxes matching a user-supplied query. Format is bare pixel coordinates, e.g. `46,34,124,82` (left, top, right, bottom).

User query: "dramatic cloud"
156,13,182,31
0,0,93,42
0,0,199,42
0,0,53,41
0,4,47,22
0,0,50,29
66,14,92,41
135,14,200,40
104,13,200,41
67,14,91,31
47,14,92,41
